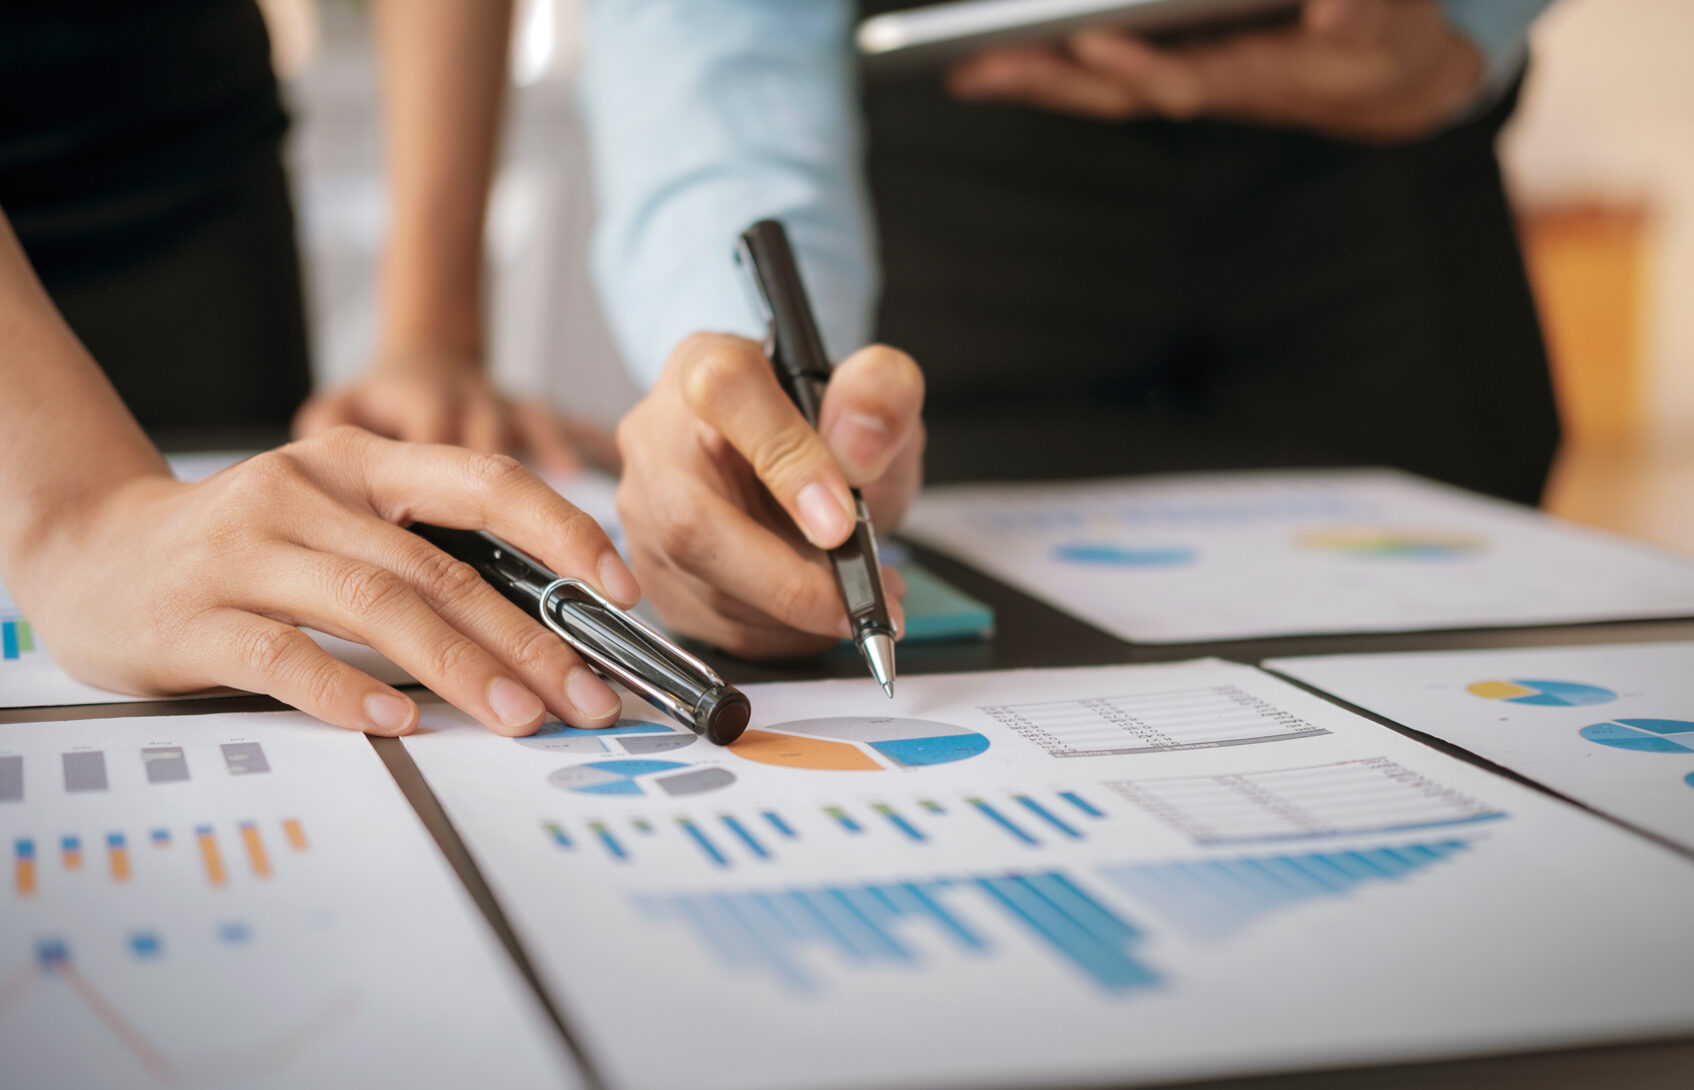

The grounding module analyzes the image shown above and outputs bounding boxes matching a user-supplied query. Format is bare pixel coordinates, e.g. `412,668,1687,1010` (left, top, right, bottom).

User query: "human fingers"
325,430,639,606
623,473,850,640
1304,0,1391,44
1068,30,1210,119
462,389,510,455
304,512,622,727
674,333,856,549
244,544,549,736
654,544,908,641
818,344,924,487
292,391,361,441
632,557,842,661
512,401,584,477
194,608,420,736
949,46,1147,120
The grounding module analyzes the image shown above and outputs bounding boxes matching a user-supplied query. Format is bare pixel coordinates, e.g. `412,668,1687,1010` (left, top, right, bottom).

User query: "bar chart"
1106,759,1507,846
638,869,1160,995
11,818,309,896
979,685,1328,758
538,788,1114,868
1100,840,1471,938
0,742,275,803
1,712,577,1090
1,614,37,661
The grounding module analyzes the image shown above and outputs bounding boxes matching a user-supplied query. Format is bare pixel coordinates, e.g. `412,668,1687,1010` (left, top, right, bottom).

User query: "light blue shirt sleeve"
1440,0,1556,92
579,0,873,389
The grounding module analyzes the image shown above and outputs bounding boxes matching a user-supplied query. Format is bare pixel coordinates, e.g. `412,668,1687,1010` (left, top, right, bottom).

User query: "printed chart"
980,685,1327,758
1271,642,1694,853
1105,759,1506,846
548,759,735,797
640,868,1158,995
1467,679,1617,707
1100,839,1471,938
1578,718,1694,754
519,719,697,757
734,717,989,771
902,469,1694,641
537,787,1115,869
1297,527,1485,560
403,662,1694,1090
0,713,576,1090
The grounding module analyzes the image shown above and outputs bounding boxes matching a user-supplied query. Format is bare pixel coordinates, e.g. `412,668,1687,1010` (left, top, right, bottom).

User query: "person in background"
0,0,627,735
582,0,1557,658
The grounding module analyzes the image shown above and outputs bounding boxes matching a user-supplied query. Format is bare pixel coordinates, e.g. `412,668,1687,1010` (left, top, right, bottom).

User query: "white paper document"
401,660,1694,1090
0,711,580,1090
900,469,1694,642
1270,641,1694,854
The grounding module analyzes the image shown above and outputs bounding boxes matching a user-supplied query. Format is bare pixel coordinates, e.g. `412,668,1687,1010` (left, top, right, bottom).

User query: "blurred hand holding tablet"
858,0,1301,68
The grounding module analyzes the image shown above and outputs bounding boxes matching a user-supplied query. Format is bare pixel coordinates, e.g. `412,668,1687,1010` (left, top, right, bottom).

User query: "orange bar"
238,822,271,879
62,836,83,871
282,819,308,852
107,834,131,882
195,825,226,888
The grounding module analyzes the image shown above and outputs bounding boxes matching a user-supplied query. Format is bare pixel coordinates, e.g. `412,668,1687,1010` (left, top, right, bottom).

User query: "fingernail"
826,412,890,477
797,482,854,546
488,677,545,729
598,551,641,606
364,692,415,735
567,667,621,721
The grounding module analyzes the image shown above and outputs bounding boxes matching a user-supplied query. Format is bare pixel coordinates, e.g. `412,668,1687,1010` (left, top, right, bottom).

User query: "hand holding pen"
607,253,923,664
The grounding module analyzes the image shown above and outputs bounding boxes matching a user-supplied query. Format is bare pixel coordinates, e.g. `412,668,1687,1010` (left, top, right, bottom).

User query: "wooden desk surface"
7,542,1694,1089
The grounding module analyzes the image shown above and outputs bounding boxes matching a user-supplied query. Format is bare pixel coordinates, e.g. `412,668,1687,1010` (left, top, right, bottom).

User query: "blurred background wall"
263,0,1692,547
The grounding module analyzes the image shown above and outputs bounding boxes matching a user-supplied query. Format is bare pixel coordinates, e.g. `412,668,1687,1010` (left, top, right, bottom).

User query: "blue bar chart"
1100,840,1471,938
639,869,1159,995
536,788,1113,867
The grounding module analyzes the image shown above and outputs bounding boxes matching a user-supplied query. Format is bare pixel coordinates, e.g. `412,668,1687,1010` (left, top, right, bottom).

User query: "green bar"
17,620,34,653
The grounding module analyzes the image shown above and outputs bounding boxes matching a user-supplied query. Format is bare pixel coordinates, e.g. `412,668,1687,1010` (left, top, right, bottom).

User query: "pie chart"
518,718,696,756
1578,718,1694,754
1299,527,1484,560
1052,544,1195,567
1466,679,1617,707
547,759,735,796
731,717,989,772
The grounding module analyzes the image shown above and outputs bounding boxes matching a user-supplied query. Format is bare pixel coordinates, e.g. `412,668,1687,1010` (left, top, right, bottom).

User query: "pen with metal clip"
410,523,752,744
736,219,898,697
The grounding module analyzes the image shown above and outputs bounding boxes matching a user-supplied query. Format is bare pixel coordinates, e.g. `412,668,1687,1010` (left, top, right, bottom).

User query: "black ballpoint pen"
409,524,752,745
736,219,898,697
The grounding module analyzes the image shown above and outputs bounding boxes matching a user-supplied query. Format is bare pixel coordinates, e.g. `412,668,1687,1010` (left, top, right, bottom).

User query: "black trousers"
863,70,1560,505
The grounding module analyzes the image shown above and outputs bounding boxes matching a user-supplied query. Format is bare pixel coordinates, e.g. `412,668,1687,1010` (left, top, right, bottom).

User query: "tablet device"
858,0,1302,69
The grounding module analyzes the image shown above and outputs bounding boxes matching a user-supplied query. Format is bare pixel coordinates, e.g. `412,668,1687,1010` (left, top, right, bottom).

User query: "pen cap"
694,685,752,746
737,220,834,391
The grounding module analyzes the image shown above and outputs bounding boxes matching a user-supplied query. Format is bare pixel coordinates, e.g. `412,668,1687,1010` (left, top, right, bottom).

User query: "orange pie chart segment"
732,730,883,771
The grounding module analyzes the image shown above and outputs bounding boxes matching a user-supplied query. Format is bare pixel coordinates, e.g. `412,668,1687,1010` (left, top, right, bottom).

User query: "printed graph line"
4,938,359,1085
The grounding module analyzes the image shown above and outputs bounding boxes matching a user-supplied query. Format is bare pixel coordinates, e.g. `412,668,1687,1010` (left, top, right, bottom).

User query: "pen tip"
861,632,896,697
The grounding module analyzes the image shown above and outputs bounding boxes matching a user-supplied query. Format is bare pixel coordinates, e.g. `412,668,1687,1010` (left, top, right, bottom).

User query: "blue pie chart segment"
1052,544,1195,567
1579,719,1694,754
1686,772,1694,790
